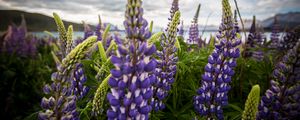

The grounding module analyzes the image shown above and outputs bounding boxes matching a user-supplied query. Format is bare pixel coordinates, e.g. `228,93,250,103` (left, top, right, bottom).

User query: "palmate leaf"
242,85,260,120
97,41,107,62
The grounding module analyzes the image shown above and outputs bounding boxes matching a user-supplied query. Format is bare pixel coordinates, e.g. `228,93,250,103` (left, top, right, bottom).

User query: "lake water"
32,31,280,43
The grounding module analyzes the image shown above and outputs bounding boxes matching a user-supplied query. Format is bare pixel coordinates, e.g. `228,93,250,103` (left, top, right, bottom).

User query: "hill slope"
0,10,86,31
262,12,300,30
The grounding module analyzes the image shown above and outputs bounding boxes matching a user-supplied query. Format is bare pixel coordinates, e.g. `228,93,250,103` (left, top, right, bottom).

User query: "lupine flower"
193,0,241,119
152,11,180,111
269,16,280,49
39,13,97,119
179,20,184,37
95,15,103,41
72,63,89,99
39,36,97,120
83,22,94,40
242,85,260,120
279,26,300,51
188,4,201,44
257,37,300,120
244,16,265,61
106,0,157,119
1,16,37,57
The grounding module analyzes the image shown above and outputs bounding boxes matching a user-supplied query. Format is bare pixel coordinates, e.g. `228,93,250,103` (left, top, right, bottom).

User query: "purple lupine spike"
257,37,300,120
188,4,201,44
107,0,156,119
279,26,300,51
39,71,78,120
244,16,265,60
179,20,184,37
1,16,37,57
95,15,103,41
269,16,280,49
152,11,180,111
244,16,256,58
72,63,89,99
83,22,94,40
193,0,241,119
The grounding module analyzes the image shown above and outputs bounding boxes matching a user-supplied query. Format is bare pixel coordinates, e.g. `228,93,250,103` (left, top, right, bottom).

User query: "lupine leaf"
43,30,55,37
148,32,163,44
105,40,117,56
102,24,111,46
175,37,181,51
97,41,107,62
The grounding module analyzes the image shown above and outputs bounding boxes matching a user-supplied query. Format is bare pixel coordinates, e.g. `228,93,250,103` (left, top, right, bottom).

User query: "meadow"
0,0,299,120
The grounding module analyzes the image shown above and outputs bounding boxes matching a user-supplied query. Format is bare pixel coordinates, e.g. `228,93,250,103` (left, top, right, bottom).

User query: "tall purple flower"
106,0,157,119
95,15,103,41
269,16,280,49
1,16,37,57
72,63,89,99
244,16,264,61
83,22,94,40
257,37,300,120
193,0,241,119
39,36,97,120
152,11,180,111
188,4,200,44
279,26,300,51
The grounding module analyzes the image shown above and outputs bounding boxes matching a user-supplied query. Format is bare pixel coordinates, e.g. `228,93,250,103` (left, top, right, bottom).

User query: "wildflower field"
0,0,299,120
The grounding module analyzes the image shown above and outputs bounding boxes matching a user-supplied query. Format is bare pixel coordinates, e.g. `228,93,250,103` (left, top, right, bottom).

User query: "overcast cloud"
0,0,299,29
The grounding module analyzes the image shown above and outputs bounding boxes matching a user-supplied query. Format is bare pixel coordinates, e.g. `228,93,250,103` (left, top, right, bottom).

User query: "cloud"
0,0,299,29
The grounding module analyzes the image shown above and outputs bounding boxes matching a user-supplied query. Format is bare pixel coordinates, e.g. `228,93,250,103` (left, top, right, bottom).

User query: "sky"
0,0,300,29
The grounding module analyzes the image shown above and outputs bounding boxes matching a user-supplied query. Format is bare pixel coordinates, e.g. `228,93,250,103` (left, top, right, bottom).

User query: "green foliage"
242,85,260,120
148,32,163,44
0,41,55,119
150,20,154,33
102,24,111,46
92,74,111,118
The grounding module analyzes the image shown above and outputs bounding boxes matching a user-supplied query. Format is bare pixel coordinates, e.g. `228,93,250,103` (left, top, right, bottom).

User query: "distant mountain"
0,10,87,31
262,12,300,30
